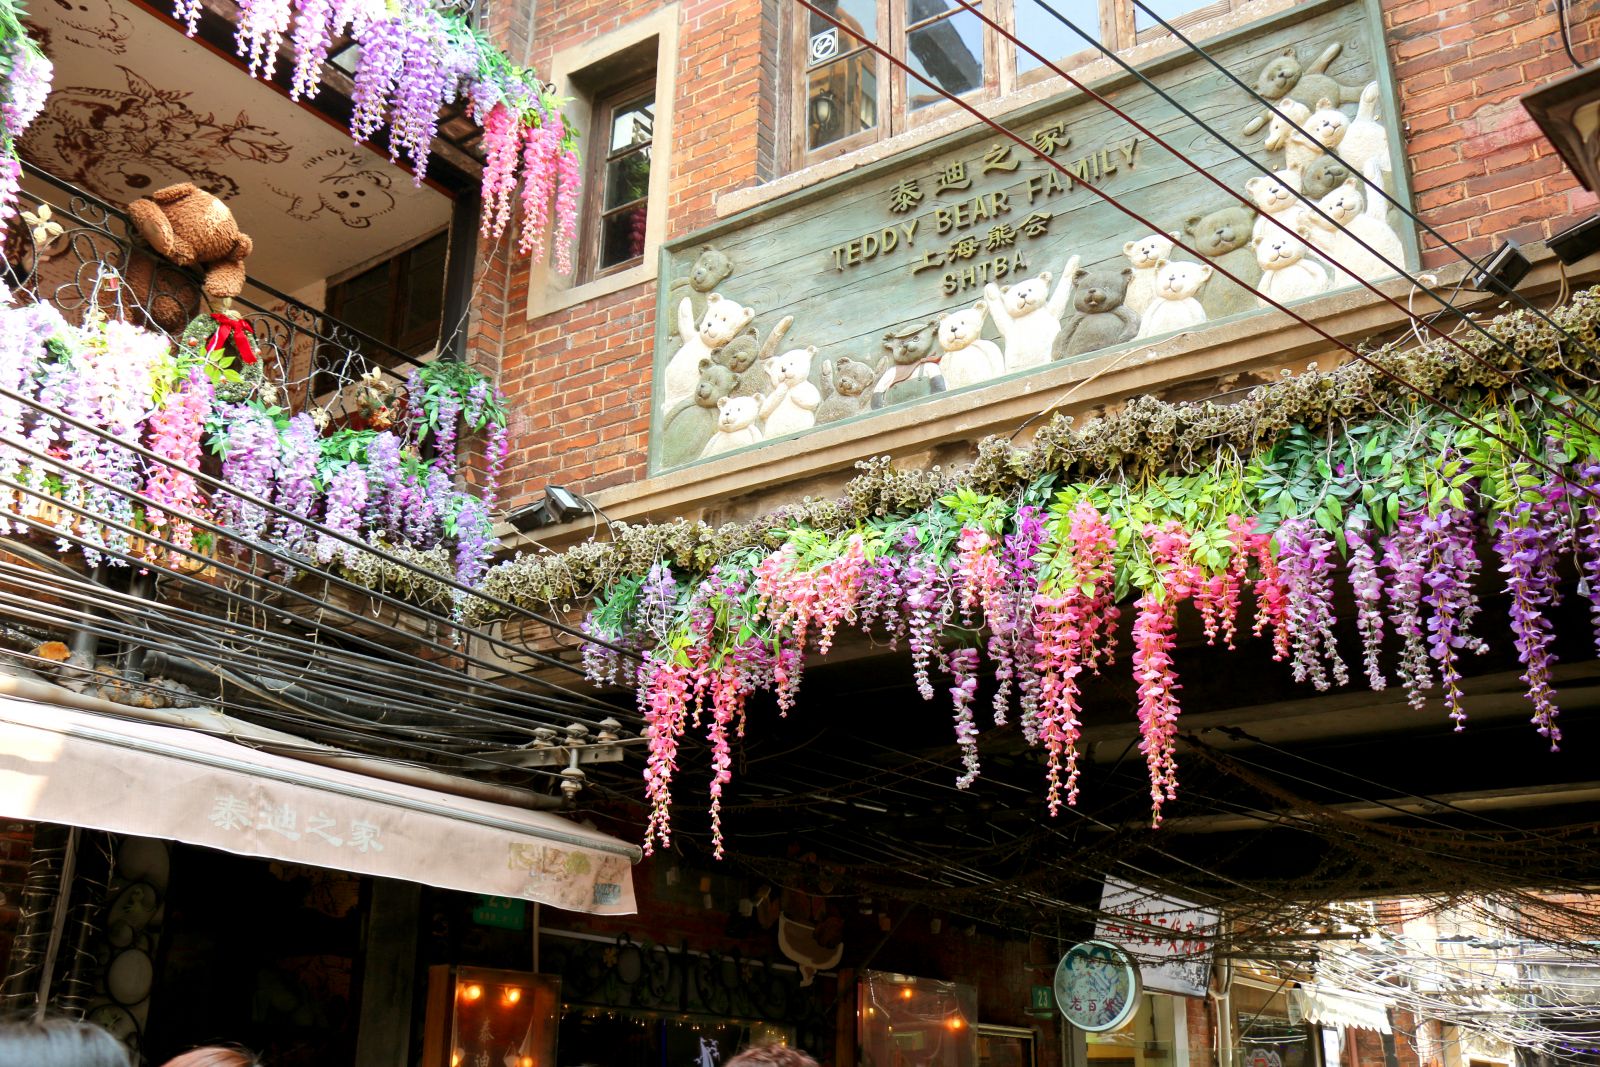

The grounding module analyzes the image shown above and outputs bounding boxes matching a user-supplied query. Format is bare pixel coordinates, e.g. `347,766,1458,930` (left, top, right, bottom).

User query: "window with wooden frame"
578,81,656,282
321,230,449,393
794,0,1240,168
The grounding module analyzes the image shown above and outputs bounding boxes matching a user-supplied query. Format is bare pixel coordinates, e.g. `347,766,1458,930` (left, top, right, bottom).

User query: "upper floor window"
795,0,1236,167
319,230,448,394
582,82,656,280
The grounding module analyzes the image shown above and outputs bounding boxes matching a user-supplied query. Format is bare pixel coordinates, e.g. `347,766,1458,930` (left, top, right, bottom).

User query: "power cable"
949,0,1600,438
1125,0,1600,386
794,0,1600,511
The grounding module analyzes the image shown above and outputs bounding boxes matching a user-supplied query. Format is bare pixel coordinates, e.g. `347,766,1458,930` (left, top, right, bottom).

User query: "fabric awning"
0,695,638,914
1292,984,1392,1033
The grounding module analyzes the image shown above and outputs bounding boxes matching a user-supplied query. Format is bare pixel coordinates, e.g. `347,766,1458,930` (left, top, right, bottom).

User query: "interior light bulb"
504,987,522,1005
463,983,483,1002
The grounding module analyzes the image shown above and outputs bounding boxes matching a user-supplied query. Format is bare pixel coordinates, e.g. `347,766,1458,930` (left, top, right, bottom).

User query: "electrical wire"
949,0,1600,440
793,0,1600,512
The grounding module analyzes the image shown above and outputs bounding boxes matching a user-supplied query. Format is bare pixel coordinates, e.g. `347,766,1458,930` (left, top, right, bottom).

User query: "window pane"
807,0,877,64
332,264,394,345
604,146,651,211
906,8,984,110
609,96,654,151
1134,0,1204,31
399,234,447,346
806,55,878,148
1014,0,1100,76
599,203,648,269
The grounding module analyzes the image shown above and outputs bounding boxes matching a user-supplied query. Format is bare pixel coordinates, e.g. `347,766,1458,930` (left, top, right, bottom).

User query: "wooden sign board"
651,0,1415,471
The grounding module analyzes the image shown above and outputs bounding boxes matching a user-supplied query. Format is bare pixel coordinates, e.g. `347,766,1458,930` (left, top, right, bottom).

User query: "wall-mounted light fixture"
507,485,592,532
1549,213,1600,264
1470,240,1532,296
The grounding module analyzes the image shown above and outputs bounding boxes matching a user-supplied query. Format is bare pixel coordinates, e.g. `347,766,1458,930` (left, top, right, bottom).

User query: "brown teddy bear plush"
126,183,253,301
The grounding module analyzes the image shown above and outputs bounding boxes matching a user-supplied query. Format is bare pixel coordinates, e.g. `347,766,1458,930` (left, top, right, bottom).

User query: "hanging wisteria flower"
518,110,561,257
1,43,53,134
287,0,337,100
348,13,407,142
273,413,320,559
988,504,1044,727
1494,490,1566,749
1346,525,1387,691
234,0,295,79
1578,462,1600,657
553,141,582,275
947,646,981,788
143,367,214,561
1383,513,1435,711
479,101,522,241
450,493,494,588
1031,500,1116,814
217,402,280,546
900,549,950,703
1133,522,1198,826
317,460,368,566
1274,516,1347,691
1420,506,1488,727
640,648,691,855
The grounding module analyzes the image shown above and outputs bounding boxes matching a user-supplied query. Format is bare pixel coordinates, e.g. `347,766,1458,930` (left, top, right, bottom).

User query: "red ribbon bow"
205,313,256,364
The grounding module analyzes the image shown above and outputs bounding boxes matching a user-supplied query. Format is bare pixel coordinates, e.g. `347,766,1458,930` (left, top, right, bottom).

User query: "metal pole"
33,825,79,1020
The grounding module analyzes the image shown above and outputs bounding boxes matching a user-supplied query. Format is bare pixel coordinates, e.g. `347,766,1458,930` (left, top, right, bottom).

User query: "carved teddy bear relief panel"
649,0,1413,472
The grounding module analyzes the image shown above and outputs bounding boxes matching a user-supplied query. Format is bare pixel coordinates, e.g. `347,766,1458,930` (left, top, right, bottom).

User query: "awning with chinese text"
0,695,639,914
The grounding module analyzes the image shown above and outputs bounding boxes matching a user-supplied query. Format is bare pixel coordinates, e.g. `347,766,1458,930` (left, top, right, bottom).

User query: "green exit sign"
472,895,528,930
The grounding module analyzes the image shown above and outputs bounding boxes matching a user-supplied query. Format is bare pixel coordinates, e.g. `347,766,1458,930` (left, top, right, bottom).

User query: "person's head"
161,1048,259,1067
0,1018,131,1067
726,1048,820,1067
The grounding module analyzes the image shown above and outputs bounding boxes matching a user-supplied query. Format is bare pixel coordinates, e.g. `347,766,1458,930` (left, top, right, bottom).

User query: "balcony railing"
6,160,424,414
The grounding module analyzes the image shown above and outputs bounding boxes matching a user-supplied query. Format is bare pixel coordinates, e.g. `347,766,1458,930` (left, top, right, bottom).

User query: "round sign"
1052,939,1141,1032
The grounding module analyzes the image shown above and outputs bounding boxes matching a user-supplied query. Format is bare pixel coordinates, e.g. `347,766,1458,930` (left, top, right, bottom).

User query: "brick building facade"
471,0,1600,525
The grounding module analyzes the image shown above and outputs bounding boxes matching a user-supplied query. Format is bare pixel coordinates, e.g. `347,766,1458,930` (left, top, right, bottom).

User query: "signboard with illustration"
1094,877,1219,998
650,0,1414,470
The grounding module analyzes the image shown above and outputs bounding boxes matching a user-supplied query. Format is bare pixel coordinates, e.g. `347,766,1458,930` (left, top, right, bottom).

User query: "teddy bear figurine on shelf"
126,182,254,301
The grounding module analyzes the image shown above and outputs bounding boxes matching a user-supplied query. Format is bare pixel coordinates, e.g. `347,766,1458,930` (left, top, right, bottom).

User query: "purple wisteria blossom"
1274,516,1348,691
1383,513,1434,710
989,503,1045,726
1420,506,1488,728
1494,491,1566,749
317,461,368,566
273,413,320,559
217,403,280,545
948,646,981,788
1346,525,1387,690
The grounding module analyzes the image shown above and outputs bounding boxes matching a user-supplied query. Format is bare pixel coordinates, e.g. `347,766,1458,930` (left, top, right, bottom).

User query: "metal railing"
6,161,424,410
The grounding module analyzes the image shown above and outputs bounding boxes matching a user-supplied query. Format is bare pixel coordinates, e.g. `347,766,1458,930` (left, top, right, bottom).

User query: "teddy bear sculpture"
816,357,876,424
126,183,254,300
1183,206,1261,321
1053,265,1139,361
936,301,1004,389
1136,260,1212,339
661,359,739,466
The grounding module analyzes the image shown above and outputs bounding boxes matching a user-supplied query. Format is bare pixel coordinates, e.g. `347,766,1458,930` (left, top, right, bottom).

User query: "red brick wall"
481,0,1600,506
478,0,774,507
1388,0,1600,267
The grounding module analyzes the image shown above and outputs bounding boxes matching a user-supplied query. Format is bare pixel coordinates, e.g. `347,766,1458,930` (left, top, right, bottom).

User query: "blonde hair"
160,1048,259,1067
726,1048,820,1067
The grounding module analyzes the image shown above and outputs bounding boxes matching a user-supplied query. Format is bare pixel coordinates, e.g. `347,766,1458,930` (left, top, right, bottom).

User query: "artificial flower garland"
0,289,509,591
0,0,53,230
183,0,581,263
546,287,1600,855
